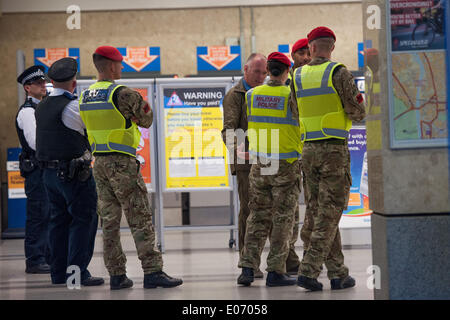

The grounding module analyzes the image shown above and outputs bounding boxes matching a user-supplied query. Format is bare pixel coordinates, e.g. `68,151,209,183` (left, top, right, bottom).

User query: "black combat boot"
143,271,182,289
237,267,254,286
297,275,323,291
266,271,297,287
330,275,356,290
110,274,133,290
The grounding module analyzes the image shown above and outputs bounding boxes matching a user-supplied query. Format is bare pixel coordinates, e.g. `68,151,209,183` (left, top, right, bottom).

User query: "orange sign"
133,88,152,185
123,47,158,72
198,46,240,70
348,193,362,207
36,48,78,68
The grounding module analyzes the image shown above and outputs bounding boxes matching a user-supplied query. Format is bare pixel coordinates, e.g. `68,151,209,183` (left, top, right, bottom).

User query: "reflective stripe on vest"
295,62,337,98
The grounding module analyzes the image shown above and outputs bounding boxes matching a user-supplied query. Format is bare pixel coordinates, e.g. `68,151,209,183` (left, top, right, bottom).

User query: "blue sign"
197,46,241,72
34,48,80,73
117,47,161,72
358,42,364,69
278,44,294,68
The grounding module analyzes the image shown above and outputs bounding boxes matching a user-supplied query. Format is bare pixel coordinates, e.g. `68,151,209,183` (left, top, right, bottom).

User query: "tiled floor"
0,229,374,300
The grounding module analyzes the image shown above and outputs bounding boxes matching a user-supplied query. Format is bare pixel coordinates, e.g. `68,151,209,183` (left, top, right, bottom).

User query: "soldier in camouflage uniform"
82,46,182,290
238,52,301,287
222,53,267,278
290,27,366,291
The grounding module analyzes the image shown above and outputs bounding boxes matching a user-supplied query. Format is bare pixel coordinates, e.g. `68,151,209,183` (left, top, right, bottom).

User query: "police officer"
79,46,182,290
222,53,267,279
291,27,366,291
237,52,302,287
15,65,50,274
35,58,104,286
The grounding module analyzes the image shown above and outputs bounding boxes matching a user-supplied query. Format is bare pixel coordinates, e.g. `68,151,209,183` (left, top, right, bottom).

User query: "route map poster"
389,0,448,148
390,0,445,51
161,86,230,190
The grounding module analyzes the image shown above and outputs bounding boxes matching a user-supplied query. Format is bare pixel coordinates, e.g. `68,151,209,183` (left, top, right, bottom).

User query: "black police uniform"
35,58,103,286
15,65,51,273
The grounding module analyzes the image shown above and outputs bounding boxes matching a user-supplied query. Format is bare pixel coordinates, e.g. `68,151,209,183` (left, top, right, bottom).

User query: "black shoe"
330,275,356,290
144,271,183,289
297,275,323,291
266,271,297,287
81,276,105,286
237,267,254,286
110,274,133,290
286,265,299,276
25,263,51,274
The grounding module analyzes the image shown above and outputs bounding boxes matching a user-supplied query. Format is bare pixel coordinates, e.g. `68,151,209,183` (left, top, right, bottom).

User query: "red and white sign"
36,48,78,68
198,46,240,70
123,47,158,72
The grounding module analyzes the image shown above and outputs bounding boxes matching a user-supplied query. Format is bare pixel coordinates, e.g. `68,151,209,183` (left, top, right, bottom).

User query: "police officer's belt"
305,138,346,145
39,160,67,169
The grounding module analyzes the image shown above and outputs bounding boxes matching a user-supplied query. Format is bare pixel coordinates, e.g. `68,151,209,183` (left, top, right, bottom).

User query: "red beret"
291,38,309,55
307,26,336,42
267,51,291,67
94,46,123,62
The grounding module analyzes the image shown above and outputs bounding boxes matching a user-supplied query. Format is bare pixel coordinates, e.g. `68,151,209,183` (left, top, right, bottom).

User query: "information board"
388,0,448,148
157,79,232,191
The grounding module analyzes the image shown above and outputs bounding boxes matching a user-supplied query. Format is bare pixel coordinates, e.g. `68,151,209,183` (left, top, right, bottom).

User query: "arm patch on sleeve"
356,93,364,104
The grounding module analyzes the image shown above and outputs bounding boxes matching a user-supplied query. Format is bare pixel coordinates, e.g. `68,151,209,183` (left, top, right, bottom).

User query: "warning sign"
167,91,184,106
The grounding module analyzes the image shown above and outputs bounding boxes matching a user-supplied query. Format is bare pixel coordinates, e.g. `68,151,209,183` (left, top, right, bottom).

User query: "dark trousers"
42,168,98,284
24,168,50,268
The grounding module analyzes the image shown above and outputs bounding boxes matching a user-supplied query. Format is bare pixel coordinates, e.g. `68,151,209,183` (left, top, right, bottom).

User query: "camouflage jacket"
221,78,252,174
289,57,366,123
103,80,153,129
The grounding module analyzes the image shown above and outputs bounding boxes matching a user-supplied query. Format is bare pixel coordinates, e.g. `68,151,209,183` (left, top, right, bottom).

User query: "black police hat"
48,57,78,82
17,65,46,85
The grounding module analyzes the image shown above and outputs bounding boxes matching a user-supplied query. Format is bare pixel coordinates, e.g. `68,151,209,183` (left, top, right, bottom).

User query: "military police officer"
15,65,50,274
35,57,104,286
80,46,182,290
238,52,302,287
291,27,366,291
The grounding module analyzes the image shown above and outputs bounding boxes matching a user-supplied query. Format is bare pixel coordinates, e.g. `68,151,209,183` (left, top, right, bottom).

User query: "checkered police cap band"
22,69,46,85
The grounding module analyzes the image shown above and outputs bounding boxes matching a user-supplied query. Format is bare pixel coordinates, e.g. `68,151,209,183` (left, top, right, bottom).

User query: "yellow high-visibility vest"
293,61,352,141
79,81,141,157
246,84,302,163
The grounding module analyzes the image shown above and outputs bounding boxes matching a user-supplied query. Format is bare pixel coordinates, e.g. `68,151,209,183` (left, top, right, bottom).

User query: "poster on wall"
340,127,372,229
197,46,241,72
388,0,448,148
159,84,231,191
116,47,161,72
34,48,80,73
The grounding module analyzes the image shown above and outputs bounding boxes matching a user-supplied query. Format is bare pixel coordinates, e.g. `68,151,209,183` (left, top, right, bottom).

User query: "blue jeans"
43,168,98,284
24,168,50,268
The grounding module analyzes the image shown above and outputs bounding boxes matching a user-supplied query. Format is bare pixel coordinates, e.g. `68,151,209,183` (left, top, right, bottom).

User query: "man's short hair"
245,53,267,65
93,53,112,72
311,38,335,51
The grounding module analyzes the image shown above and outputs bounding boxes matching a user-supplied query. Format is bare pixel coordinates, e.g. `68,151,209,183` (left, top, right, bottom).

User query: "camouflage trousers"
239,159,300,274
93,154,163,276
237,169,300,271
299,141,351,280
